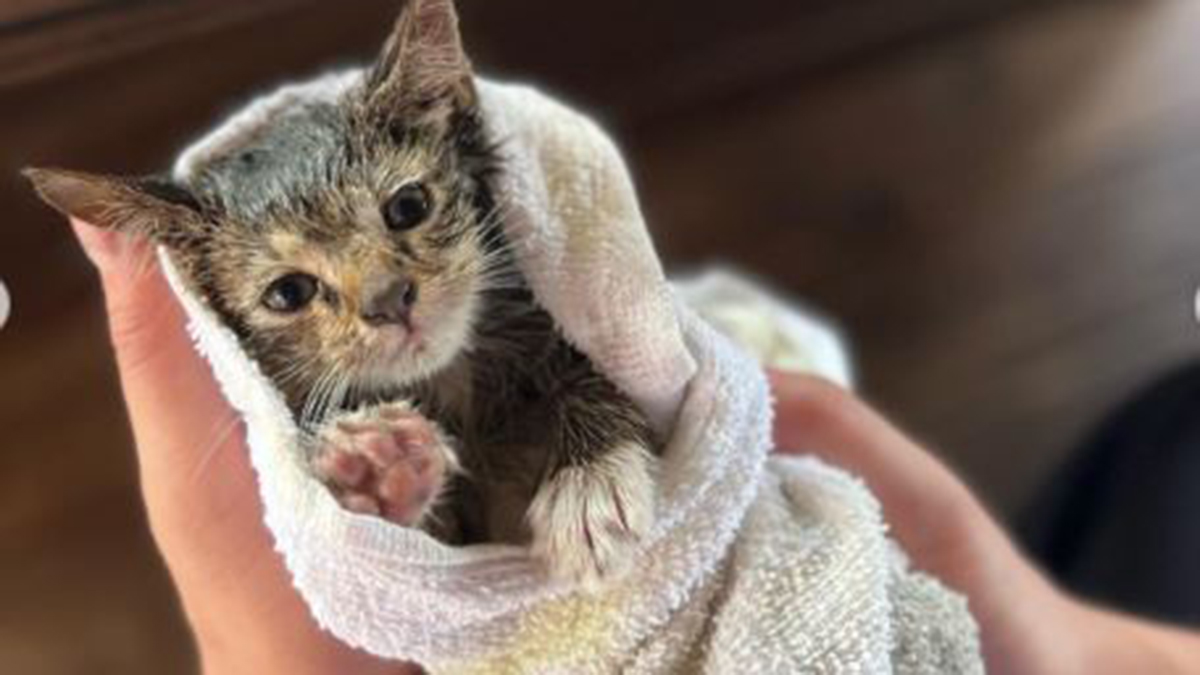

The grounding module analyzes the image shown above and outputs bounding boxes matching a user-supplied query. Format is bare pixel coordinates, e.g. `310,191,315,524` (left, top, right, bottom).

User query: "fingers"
769,372,975,543
768,370,1080,674
767,371,1030,589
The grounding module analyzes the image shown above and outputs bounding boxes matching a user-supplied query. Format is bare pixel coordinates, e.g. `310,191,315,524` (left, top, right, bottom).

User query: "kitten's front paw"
527,442,656,589
312,402,457,527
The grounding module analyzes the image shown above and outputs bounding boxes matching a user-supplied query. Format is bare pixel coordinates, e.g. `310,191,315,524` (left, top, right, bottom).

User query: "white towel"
162,72,983,674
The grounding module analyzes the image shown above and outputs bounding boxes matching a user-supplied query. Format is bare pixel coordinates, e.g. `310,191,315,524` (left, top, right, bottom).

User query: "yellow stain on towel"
449,590,624,674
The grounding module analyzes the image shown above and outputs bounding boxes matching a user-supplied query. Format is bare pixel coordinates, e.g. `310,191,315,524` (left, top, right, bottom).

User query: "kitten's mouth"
359,288,474,384
374,322,424,357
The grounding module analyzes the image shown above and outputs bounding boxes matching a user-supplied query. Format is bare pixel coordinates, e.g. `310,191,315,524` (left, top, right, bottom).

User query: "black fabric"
1019,360,1200,626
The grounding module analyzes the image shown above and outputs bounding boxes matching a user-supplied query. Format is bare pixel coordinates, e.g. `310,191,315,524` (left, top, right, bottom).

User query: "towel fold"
162,71,983,674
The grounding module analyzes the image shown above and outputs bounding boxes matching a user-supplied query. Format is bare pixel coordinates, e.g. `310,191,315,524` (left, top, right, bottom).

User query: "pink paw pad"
313,404,453,526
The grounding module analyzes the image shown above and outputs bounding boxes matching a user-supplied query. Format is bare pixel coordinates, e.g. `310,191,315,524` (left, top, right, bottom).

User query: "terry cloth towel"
162,71,984,674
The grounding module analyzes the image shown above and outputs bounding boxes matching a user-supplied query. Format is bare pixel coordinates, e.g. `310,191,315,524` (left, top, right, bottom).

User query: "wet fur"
25,0,657,581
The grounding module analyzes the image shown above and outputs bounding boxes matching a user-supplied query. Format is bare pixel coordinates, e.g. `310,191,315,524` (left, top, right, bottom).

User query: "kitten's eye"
383,183,432,232
262,273,319,313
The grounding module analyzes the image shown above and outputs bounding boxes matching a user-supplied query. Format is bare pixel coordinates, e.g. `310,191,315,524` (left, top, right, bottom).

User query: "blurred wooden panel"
457,0,1052,122
0,0,112,27
630,0,1200,511
0,1,313,87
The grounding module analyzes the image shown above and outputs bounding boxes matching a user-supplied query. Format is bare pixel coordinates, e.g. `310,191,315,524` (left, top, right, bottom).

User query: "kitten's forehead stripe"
191,102,353,223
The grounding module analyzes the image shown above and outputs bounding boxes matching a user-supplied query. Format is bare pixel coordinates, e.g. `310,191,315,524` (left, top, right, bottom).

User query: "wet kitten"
25,0,656,585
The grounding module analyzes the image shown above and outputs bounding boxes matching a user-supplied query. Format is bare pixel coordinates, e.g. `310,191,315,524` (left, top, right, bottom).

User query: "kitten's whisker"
187,411,243,485
273,352,324,386
316,371,344,422
301,366,340,431
129,244,161,286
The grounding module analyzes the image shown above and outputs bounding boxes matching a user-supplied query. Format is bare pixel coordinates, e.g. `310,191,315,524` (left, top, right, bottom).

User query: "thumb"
768,371,981,560
70,218,254,542
73,218,197,387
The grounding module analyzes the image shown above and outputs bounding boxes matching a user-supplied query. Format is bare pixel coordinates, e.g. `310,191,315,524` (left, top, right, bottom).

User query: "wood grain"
0,0,114,28
630,0,1200,511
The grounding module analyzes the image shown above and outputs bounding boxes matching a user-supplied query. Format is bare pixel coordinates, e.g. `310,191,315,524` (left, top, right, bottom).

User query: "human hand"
769,370,1200,675
72,219,417,675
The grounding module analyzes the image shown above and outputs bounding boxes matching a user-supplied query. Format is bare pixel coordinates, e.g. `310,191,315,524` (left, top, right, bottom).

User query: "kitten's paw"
312,402,458,527
527,441,656,589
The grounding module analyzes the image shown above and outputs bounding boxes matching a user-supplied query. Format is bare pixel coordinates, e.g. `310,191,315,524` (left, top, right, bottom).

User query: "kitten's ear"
23,167,204,243
362,0,474,122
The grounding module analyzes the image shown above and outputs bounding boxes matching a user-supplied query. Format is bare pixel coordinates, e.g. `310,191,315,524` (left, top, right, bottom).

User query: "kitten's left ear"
362,0,474,123
23,167,205,244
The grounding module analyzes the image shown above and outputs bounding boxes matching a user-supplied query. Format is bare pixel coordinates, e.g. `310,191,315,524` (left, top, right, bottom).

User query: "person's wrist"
191,606,419,675
162,523,416,675
1072,602,1200,675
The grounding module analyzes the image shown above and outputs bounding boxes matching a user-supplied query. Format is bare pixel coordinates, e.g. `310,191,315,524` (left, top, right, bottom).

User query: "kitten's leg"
311,401,459,528
526,373,657,588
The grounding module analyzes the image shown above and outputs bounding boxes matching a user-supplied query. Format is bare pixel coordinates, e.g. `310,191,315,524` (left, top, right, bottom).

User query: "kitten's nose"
361,277,418,327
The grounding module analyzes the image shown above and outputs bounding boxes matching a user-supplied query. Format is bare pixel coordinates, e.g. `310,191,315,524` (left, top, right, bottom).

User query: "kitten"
25,0,657,586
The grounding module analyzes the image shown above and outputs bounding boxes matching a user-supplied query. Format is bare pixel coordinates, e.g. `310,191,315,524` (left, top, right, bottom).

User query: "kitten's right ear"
23,167,204,242
362,0,473,122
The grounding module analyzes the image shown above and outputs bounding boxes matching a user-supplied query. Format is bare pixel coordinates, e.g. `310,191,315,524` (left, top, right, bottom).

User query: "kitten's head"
26,0,501,419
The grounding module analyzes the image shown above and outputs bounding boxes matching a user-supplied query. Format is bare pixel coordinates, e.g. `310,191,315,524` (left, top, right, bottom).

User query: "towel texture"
161,71,983,674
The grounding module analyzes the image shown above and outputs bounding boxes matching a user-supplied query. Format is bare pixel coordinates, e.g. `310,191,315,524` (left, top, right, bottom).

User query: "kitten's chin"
367,288,476,388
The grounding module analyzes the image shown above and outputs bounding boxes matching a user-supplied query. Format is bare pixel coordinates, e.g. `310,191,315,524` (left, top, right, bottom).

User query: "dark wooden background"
4,0,1200,672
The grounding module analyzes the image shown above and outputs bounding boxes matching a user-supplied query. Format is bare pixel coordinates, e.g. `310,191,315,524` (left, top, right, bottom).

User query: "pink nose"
361,277,417,326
